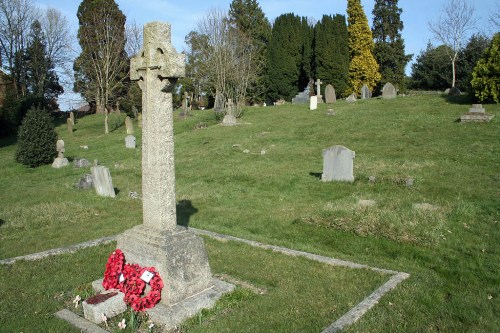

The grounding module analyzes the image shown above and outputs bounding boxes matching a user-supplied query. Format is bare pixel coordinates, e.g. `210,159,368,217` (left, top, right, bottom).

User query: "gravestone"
74,158,91,168
125,134,136,148
116,22,232,327
346,93,357,102
91,165,116,197
69,111,75,125
310,95,318,110
325,84,336,104
321,145,355,182
76,174,93,189
316,78,323,103
104,110,109,134
382,82,397,99
125,116,134,134
460,104,494,122
67,118,73,133
361,84,371,99
132,106,138,118
115,101,121,114
448,87,461,96
214,92,224,112
52,139,69,168
292,86,310,104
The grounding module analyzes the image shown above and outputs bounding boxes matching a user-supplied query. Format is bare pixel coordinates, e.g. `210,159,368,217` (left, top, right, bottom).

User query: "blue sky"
37,0,499,110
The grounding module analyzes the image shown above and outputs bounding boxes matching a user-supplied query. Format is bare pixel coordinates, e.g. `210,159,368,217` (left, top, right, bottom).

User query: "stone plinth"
52,157,69,168
82,290,127,323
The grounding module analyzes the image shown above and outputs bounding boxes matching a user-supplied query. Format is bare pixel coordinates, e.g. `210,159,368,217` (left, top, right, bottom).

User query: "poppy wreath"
102,249,164,311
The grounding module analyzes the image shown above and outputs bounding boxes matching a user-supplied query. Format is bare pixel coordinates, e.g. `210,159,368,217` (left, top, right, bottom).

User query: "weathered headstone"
74,158,91,168
361,84,371,99
115,101,121,114
321,145,355,182
69,111,75,125
91,165,116,197
67,118,73,133
52,139,69,168
325,84,336,104
316,78,323,103
125,116,134,134
346,93,357,102
292,86,311,104
104,110,109,134
75,174,94,189
382,82,397,99
132,106,138,118
214,91,224,112
125,134,136,148
310,95,318,110
460,104,494,122
116,22,232,327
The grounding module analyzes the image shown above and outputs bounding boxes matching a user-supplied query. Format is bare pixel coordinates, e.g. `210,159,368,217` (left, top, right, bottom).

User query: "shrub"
471,33,500,103
15,106,58,167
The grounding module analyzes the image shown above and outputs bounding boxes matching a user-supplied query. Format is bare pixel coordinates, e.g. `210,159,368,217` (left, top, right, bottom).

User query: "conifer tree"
228,0,271,103
372,0,412,92
347,0,381,95
313,14,349,97
471,33,500,103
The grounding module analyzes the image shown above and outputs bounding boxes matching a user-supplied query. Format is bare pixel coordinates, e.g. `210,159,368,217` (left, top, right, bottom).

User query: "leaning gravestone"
52,139,69,168
321,145,355,182
115,21,232,328
382,82,397,99
125,116,134,134
91,165,115,197
310,95,318,110
325,84,336,104
346,93,357,102
361,84,371,99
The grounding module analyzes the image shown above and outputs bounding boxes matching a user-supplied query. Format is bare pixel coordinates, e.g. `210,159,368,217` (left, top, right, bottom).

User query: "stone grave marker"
74,158,91,168
316,78,323,103
67,118,73,133
125,116,134,134
69,111,75,125
214,91,224,112
448,87,461,96
460,104,494,122
292,86,311,104
310,95,318,110
325,84,336,104
125,134,136,148
382,82,397,99
52,139,69,168
110,21,233,328
91,165,115,197
361,84,371,99
321,145,355,182
346,93,357,102
75,174,93,189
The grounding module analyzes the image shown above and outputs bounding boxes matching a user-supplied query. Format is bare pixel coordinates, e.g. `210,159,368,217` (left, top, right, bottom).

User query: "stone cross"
316,79,323,96
56,139,65,158
130,22,185,231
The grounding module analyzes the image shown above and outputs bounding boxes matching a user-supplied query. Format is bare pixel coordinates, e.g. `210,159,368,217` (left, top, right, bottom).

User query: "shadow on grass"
440,93,475,105
0,219,4,227
0,135,17,148
309,172,322,180
176,199,198,227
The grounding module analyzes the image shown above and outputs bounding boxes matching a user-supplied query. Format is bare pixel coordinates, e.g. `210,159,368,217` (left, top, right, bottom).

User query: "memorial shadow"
440,93,474,105
309,172,322,180
176,199,198,227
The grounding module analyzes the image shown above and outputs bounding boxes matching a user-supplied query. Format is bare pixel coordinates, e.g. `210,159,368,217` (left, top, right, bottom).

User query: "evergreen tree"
15,106,57,168
24,20,63,100
228,0,271,103
267,13,313,101
456,34,491,93
74,0,128,113
471,33,500,103
410,42,451,90
347,0,381,95
372,0,412,92
313,14,349,97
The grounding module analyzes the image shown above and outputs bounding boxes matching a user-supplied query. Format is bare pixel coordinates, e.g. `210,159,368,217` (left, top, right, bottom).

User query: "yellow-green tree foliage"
471,33,500,103
347,0,381,95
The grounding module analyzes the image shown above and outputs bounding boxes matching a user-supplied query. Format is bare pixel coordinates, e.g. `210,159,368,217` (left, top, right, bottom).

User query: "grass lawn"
0,93,499,332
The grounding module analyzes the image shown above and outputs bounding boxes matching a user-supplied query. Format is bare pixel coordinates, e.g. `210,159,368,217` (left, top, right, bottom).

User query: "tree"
24,20,63,99
15,106,57,167
372,0,412,92
40,8,71,70
267,13,313,101
347,0,381,95
410,42,451,90
428,0,477,88
456,34,491,93
471,33,500,103
74,0,128,113
228,0,271,103
182,31,210,108
313,14,349,97
125,19,143,58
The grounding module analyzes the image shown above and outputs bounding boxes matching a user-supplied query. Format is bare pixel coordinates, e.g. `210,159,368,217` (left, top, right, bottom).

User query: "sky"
36,0,499,110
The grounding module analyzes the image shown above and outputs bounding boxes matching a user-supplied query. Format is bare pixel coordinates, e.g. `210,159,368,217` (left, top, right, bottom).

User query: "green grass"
0,94,499,332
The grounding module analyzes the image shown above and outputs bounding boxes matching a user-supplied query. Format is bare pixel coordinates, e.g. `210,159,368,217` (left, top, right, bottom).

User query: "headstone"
76,174,94,189
325,84,336,104
115,101,121,114
222,114,237,126
321,145,355,182
74,158,91,168
316,78,323,103
361,84,372,99
460,104,494,122
69,111,75,125
326,108,336,116
132,106,138,118
310,95,318,110
382,82,397,99
214,91,224,112
67,118,73,133
125,134,136,148
104,110,109,134
292,86,311,104
91,165,116,197
346,93,357,102
52,139,69,168
117,22,231,322
125,116,134,134
448,87,461,96
182,91,189,112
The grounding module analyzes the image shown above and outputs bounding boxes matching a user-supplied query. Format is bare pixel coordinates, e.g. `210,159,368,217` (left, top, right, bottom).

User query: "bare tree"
428,0,478,88
490,0,500,29
196,9,259,117
40,8,71,68
125,19,143,58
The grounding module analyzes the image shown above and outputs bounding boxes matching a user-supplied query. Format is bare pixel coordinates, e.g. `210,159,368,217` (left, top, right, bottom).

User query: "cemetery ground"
0,93,498,332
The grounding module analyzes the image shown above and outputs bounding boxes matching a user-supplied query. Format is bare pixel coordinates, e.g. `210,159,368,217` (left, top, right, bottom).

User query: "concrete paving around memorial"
1,229,410,332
